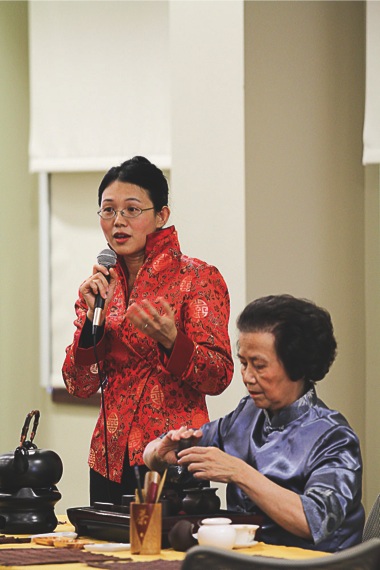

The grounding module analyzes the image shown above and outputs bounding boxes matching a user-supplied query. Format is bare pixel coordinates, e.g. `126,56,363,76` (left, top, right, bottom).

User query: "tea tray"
66,505,263,546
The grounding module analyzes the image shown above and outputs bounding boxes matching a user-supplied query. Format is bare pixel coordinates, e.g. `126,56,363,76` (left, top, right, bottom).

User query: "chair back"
363,494,380,541
181,538,380,570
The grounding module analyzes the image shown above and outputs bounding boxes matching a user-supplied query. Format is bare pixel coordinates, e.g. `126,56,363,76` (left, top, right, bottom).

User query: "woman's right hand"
143,426,203,471
79,265,117,322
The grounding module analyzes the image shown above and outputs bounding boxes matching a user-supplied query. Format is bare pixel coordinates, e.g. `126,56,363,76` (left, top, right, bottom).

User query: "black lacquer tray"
67,505,263,547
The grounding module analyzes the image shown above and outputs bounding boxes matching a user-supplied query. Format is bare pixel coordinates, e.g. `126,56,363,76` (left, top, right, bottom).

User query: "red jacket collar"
144,225,177,257
114,225,177,266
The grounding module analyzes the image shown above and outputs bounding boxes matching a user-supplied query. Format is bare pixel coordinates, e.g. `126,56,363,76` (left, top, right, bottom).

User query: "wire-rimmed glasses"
97,206,155,220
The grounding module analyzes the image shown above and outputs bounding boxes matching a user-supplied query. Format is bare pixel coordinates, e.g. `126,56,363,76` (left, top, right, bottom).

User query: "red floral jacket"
62,226,233,482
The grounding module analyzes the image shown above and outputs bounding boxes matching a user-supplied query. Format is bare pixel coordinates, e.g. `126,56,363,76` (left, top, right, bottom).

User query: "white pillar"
169,0,246,420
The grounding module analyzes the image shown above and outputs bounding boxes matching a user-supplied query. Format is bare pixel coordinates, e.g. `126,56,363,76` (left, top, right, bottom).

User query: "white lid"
200,517,232,525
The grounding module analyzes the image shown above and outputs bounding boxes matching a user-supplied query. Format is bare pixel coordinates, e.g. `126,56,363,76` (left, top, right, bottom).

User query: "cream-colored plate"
31,532,78,539
233,540,258,549
83,543,131,552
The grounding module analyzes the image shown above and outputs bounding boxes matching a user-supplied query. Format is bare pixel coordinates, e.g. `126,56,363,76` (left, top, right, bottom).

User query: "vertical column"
169,0,246,419
364,165,380,508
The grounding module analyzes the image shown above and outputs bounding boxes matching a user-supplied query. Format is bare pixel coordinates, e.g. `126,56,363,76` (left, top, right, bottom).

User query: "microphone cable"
91,248,117,504
92,331,112,504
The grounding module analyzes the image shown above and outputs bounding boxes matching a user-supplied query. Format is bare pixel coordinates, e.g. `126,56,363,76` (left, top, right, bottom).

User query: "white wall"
245,1,369,504
169,0,247,420
0,2,41,456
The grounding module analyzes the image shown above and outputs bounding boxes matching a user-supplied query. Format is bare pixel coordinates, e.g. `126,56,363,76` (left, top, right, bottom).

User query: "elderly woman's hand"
80,265,117,323
177,446,244,484
143,427,203,471
126,297,178,351
178,446,313,540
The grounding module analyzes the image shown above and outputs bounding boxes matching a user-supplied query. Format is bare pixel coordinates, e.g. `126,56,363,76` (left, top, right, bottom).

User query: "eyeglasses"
97,206,155,220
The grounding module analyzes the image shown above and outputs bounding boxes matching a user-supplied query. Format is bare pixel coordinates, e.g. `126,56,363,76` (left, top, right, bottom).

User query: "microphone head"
97,248,117,269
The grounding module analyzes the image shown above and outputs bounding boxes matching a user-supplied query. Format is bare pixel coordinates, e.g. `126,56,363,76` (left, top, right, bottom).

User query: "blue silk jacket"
199,387,364,552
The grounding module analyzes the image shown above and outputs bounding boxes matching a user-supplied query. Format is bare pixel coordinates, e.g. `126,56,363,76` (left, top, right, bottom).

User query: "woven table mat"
0,535,31,545
0,547,132,566
87,560,182,570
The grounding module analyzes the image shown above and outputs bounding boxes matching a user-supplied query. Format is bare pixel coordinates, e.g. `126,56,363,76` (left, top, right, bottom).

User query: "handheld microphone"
92,248,117,336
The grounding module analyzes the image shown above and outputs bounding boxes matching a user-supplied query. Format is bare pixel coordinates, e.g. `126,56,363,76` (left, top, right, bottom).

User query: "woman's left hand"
177,446,243,484
126,297,178,351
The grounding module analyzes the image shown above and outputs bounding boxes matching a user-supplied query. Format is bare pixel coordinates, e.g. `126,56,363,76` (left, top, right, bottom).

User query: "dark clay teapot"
0,410,63,489
0,410,63,533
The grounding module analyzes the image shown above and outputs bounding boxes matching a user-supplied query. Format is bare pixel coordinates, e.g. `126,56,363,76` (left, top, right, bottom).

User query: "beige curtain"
28,0,170,172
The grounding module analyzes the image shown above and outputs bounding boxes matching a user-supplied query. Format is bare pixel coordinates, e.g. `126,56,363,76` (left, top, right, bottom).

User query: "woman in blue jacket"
144,294,365,552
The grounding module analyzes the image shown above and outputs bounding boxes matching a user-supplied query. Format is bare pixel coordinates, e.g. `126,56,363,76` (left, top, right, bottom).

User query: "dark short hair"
98,156,169,210
236,294,337,382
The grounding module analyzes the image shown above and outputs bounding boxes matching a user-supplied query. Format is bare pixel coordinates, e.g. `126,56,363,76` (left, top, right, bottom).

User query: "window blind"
28,0,170,172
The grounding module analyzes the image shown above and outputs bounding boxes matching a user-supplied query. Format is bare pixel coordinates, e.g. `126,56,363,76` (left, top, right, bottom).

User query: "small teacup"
231,524,259,548
197,517,236,550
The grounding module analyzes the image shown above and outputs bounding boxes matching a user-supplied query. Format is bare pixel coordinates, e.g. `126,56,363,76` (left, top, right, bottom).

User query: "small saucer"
233,540,258,549
83,543,130,552
31,532,78,539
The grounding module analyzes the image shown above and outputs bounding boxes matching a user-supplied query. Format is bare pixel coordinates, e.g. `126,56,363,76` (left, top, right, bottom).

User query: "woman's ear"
157,206,170,228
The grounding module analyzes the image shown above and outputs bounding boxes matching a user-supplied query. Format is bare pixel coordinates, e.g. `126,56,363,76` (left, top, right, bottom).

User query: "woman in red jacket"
62,156,233,504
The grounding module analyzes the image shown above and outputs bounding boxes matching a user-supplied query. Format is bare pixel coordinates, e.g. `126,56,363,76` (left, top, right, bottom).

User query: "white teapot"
197,517,236,550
